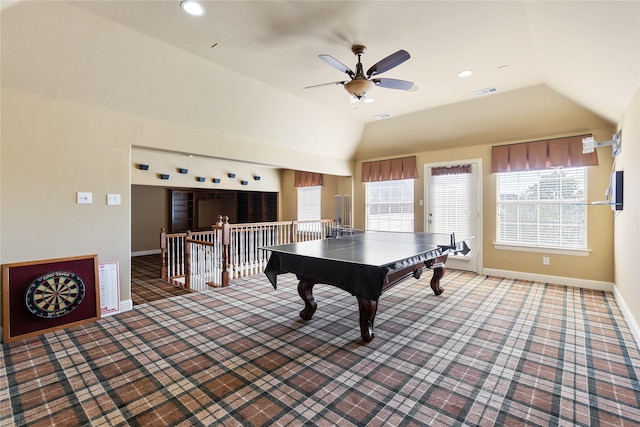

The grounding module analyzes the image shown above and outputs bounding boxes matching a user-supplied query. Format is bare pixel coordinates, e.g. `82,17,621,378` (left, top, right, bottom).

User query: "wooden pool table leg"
427,255,448,296
356,296,378,342
297,278,317,320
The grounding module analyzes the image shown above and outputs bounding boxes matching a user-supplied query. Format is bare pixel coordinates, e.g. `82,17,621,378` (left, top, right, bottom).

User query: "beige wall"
353,131,616,283
130,149,284,253
613,89,640,335
279,171,354,222
131,149,282,192
279,170,297,222
2,88,637,342
131,185,167,253
0,88,353,323
1,89,133,307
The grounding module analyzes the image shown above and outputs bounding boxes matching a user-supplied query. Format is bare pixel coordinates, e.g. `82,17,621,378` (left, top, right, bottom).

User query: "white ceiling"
2,1,639,164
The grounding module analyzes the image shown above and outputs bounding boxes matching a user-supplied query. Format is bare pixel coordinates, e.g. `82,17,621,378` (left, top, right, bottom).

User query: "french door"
424,160,482,273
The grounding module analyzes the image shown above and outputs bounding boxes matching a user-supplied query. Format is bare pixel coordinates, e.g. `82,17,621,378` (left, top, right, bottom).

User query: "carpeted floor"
130,254,192,305
1,259,640,426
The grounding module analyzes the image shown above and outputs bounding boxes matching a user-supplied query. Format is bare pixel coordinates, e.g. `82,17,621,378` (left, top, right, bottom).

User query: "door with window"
424,160,481,272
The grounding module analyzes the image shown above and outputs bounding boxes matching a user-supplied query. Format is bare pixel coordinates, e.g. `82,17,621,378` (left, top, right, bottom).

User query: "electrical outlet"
107,194,121,206
543,256,550,265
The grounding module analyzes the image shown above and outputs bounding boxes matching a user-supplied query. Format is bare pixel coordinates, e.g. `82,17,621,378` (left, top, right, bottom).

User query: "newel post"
160,227,167,281
184,230,192,290
221,216,231,287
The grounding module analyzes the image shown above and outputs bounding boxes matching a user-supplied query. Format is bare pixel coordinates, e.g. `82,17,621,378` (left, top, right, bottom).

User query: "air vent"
472,86,499,96
372,113,392,120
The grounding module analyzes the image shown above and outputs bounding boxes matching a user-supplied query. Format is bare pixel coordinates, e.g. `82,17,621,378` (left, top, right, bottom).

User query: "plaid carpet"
130,254,192,305
1,268,640,426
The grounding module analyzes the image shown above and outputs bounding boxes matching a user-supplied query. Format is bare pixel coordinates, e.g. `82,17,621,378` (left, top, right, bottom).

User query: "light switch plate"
107,194,121,205
77,192,92,204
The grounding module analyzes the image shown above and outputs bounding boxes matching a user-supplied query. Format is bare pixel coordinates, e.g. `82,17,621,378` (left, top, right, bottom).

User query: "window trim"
492,242,590,256
365,178,415,232
495,167,588,252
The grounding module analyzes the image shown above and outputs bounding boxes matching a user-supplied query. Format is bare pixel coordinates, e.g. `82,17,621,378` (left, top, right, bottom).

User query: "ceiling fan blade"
373,78,414,90
319,54,355,78
303,81,347,89
366,50,410,77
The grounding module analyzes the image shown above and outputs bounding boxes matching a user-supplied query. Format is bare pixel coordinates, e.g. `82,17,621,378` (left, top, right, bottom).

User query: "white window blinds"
429,172,471,237
366,179,414,232
497,168,587,249
297,186,321,221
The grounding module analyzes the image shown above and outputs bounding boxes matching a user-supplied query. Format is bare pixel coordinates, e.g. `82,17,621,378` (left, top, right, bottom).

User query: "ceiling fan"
304,45,414,100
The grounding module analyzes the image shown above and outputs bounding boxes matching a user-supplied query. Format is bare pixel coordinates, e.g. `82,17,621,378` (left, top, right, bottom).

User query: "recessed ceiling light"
457,70,473,78
180,1,205,16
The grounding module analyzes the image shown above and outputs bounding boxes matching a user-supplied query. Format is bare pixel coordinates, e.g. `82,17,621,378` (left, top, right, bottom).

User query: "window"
366,179,414,231
497,168,587,249
297,186,321,222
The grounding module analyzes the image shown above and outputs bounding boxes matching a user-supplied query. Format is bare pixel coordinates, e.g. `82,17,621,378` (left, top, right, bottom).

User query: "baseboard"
118,299,133,313
131,249,161,257
482,268,640,350
613,285,640,351
482,268,614,292
101,299,133,317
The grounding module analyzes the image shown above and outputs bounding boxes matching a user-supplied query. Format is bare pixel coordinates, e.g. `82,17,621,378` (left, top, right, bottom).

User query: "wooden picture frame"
2,254,101,343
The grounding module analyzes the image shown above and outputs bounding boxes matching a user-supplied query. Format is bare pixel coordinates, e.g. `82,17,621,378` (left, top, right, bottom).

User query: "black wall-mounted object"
160,174,170,180
212,178,221,183
241,180,249,186
254,176,261,181
138,164,149,170
178,168,188,174
228,173,236,178
196,177,205,182
610,170,624,211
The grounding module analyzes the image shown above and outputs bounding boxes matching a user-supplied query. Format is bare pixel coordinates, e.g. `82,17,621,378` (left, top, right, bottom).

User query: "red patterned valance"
294,171,323,187
361,156,418,182
431,164,472,176
491,135,599,173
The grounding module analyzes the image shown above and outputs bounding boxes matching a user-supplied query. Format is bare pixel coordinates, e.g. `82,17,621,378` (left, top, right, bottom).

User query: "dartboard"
25,271,86,318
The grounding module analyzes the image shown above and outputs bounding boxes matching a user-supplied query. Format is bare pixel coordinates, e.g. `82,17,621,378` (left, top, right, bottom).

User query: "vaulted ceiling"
2,1,638,165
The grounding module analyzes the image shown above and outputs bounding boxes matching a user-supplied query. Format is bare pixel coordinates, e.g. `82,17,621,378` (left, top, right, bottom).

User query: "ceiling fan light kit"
345,79,375,99
306,44,414,101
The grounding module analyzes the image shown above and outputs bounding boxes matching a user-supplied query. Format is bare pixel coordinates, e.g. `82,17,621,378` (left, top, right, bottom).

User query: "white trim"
613,285,640,351
132,249,161,257
117,299,134,314
101,299,133,317
493,243,590,256
424,158,483,274
482,268,613,292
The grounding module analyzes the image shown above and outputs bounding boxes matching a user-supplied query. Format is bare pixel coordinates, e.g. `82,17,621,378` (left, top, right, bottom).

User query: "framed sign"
2,254,100,342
